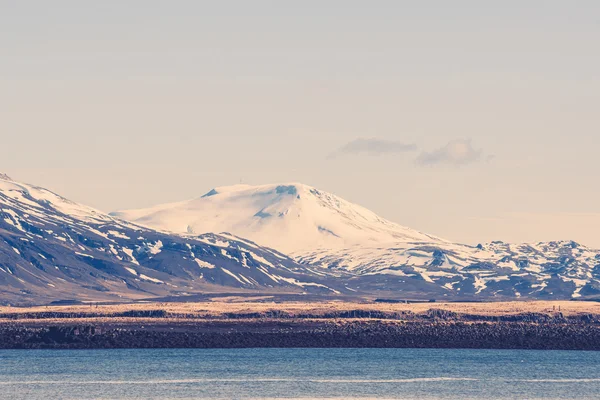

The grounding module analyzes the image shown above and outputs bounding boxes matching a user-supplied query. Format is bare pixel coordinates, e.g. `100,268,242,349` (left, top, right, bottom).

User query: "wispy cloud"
328,138,417,159
416,139,486,166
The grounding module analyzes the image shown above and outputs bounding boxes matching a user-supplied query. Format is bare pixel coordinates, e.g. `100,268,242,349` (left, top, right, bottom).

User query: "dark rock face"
275,185,298,196
3,320,600,350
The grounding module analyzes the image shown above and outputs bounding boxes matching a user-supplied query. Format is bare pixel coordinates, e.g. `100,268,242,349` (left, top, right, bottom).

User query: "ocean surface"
0,348,599,399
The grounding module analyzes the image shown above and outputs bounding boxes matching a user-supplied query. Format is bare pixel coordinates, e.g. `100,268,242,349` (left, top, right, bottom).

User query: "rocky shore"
2,307,600,350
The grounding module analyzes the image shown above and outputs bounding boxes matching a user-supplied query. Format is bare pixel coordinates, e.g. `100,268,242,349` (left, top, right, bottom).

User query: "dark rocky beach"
2,307,600,350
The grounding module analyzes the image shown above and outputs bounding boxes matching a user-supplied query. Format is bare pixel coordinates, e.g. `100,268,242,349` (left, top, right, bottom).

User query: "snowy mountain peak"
202,183,306,199
0,173,13,182
1,177,343,304
3,176,600,302
0,176,113,224
112,182,600,301
112,182,441,254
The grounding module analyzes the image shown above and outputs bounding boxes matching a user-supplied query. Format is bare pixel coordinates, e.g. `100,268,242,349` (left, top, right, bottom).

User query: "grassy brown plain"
1,299,599,323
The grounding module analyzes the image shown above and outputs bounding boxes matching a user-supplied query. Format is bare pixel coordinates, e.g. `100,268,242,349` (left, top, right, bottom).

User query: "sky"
1,1,599,247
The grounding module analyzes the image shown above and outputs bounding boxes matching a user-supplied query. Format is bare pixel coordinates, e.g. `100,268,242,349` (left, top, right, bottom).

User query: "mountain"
112,183,440,255
2,175,599,304
298,240,600,300
0,175,344,305
114,183,600,301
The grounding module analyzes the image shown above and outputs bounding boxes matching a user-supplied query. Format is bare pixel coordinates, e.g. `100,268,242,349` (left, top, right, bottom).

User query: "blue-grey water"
1,348,599,399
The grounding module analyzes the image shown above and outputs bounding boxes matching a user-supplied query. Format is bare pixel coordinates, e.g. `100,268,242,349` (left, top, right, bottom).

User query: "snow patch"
194,258,216,269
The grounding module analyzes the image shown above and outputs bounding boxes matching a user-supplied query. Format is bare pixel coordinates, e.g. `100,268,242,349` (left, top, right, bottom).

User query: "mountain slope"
0,176,343,305
299,240,600,300
112,183,440,254
114,183,600,301
3,176,599,303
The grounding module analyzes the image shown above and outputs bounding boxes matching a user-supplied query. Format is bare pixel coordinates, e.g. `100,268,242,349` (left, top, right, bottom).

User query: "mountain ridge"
2,175,600,304
113,182,600,301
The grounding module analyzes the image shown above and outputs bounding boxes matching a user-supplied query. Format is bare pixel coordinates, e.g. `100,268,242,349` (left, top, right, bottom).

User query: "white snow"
0,177,114,224
220,249,234,259
75,252,94,258
412,267,435,283
474,276,487,294
257,266,281,283
108,230,130,239
146,240,163,255
237,274,254,285
122,248,140,265
2,209,26,232
109,244,119,255
220,267,246,284
194,258,216,269
139,274,163,284
112,183,442,255
275,275,341,294
248,252,276,268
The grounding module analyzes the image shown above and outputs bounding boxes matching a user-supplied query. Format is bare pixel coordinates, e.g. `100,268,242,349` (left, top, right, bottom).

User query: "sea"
0,348,599,399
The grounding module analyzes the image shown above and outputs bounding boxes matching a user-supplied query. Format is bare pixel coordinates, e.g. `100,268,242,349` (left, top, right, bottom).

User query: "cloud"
328,138,417,159
416,139,485,166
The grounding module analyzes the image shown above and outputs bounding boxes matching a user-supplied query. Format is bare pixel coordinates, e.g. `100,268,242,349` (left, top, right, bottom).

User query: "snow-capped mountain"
114,183,600,300
2,175,599,303
0,175,343,305
112,183,440,255
298,240,600,299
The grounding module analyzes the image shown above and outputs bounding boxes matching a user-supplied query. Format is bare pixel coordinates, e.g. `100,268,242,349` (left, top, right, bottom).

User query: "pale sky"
2,1,599,247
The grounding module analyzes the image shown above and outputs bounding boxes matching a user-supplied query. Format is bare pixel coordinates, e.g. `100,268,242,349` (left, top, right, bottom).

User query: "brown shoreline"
1,300,600,350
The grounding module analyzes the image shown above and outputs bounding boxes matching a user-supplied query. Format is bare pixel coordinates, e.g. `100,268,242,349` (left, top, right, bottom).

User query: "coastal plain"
2,300,600,350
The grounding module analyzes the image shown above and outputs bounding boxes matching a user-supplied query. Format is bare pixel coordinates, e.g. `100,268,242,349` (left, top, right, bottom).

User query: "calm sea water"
0,348,599,399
